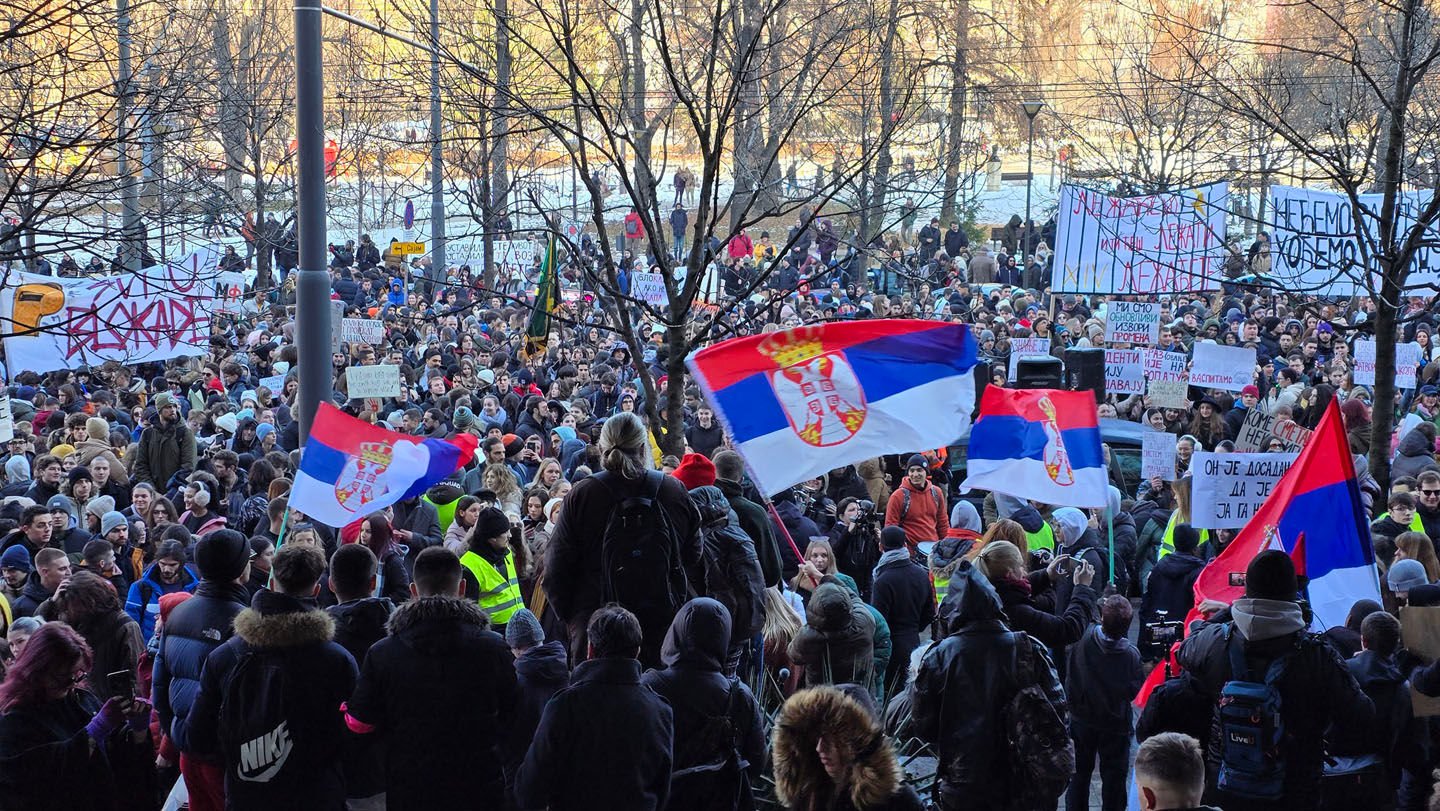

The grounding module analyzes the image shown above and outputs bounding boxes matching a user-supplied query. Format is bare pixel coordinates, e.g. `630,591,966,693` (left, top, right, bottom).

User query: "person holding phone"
974,540,1097,658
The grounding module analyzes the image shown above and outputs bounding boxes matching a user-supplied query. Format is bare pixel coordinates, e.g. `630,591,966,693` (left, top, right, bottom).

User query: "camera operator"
798,478,837,535
829,497,881,600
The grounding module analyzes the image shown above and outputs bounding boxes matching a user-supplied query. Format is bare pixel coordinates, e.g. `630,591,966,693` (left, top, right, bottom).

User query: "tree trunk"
492,0,512,217
211,0,246,197
1368,280,1398,491
939,0,969,226
864,0,902,244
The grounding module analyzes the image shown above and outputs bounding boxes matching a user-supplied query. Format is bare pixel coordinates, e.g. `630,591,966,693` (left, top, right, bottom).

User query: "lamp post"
1020,100,1044,268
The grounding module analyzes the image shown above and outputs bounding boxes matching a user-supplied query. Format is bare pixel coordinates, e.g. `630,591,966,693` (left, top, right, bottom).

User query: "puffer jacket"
1392,428,1436,481
911,562,1066,810
688,485,766,645
789,582,876,688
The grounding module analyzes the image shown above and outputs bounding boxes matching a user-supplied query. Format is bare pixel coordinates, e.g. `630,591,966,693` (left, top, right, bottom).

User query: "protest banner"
1104,349,1145,394
330,299,346,352
1354,339,1376,386
345,364,402,399
1189,343,1256,392
1234,408,1311,453
1400,606,1440,716
258,374,286,395
1008,337,1051,382
0,393,13,443
1399,342,1421,389
1142,348,1188,382
1104,302,1161,345
1147,379,1190,409
341,318,385,345
1052,182,1228,294
1,245,222,373
1269,185,1440,294
1190,451,1298,529
1142,429,1177,481
630,271,667,307
213,271,247,315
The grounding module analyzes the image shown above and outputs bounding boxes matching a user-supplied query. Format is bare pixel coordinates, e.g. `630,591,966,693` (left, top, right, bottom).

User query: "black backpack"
1001,632,1075,807
594,470,691,630
697,517,766,640
669,678,755,811
218,651,299,787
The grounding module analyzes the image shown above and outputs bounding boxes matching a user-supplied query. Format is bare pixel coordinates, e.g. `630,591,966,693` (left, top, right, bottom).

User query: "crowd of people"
0,210,1437,811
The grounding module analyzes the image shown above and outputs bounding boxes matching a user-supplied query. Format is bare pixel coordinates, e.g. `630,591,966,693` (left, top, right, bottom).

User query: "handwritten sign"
1190,451,1298,529
330,299,346,352
630,271,667,307
1148,379,1190,410
1354,340,1377,386
1234,408,1311,453
1189,343,1255,392
1008,337,1052,382
1399,342,1421,390
258,374,286,395
1104,349,1145,394
341,318,385,345
345,364,401,399
1143,349,1188,382
214,270,247,315
1142,429,1177,481
1105,301,1161,345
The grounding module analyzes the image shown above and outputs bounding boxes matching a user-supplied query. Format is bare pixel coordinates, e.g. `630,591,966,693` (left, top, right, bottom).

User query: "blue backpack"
1216,625,1293,800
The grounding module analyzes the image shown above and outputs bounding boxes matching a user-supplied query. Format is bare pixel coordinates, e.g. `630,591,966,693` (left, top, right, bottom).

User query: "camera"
1141,609,1185,661
852,499,878,531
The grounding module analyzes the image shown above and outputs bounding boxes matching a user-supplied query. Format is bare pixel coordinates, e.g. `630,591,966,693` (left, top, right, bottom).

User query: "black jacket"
690,486,766,645
1328,650,1417,784
515,656,674,811
714,477,782,589
391,498,441,571
641,599,767,811
345,596,518,811
992,574,1095,659
0,690,155,811
153,580,250,754
1140,552,1206,627
10,574,51,619
173,590,358,811
506,640,570,802
74,610,144,703
684,421,725,459
870,553,935,647
326,597,393,667
1065,625,1145,734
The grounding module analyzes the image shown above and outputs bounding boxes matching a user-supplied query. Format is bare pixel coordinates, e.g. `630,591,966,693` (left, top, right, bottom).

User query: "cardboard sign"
258,374,286,395
330,299,346,352
346,363,402,399
1190,451,1298,529
1399,342,1421,390
1148,379,1191,410
214,270,247,315
1354,339,1377,386
1143,349,1188,382
1008,337,1051,383
1105,301,1161,345
1104,349,1145,394
630,271,667,307
341,318,385,345
1142,429,1177,481
1233,408,1310,453
1189,343,1256,392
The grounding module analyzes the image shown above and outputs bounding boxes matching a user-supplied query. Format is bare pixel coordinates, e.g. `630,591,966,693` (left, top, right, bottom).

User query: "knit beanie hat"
474,506,512,542
1389,558,1429,594
0,544,31,573
905,454,927,471
672,452,716,491
195,529,251,581
505,608,545,649
100,511,128,538
86,417,109,441
453,406,476,430
1245,549,1299,600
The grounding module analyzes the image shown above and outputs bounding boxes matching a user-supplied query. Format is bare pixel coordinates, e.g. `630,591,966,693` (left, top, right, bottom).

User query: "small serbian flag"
961,387,1107,508
687,320,978,497
292,403,478,527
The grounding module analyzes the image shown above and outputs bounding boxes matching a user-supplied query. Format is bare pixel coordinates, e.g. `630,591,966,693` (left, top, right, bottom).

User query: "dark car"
945,417,1144,513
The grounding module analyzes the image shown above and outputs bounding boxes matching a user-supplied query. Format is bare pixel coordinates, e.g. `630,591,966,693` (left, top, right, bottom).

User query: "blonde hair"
762,588,804,649
600,412,650,479
1398,531,1440,582
974,518,1028,561
803,539,838,575
976,540,1025,581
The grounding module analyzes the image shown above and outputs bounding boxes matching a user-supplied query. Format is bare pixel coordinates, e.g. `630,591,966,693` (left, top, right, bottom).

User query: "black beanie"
881,526,908,551
905,454,927,471
1172,524,1200,554
474,506,512,541
1245,549,1298,601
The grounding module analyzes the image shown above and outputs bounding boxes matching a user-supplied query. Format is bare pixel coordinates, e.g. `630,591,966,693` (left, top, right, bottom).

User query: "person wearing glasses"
0,622,153,808
1415,470,1440,540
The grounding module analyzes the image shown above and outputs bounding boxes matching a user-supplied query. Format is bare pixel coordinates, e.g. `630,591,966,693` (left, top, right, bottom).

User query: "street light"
1020,100,1044,269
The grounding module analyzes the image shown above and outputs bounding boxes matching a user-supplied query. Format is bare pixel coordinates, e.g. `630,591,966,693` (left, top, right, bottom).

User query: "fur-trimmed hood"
233,590,335,648
772,686,904,810
386,595,491,654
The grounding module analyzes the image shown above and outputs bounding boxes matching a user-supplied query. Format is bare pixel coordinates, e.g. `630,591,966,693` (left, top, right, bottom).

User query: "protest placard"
1269,185,1440,294
0,394,13,443
1190,451,1298,529
1142,429,1177,481
1105,302,1161,345
330,300,345,352
214,271,247,315
1104,349,1145,394
341,318,385,345
1233,408,1311,452
1399,342,1421,389
1147,379,1190,409
346,364,401,399
1354,339,1376,386
1189,343,1256,392
1142,348,1188,382
1053,182,1228,294
258,375,286,395
1008,337,1051,382
630,271,667,306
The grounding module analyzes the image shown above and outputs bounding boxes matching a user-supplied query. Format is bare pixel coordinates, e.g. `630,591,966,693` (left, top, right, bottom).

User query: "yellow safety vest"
1375,511,1426,534
459,549,522,626
934,575,951,607
1159,512,1209,559
1026,522,1055,555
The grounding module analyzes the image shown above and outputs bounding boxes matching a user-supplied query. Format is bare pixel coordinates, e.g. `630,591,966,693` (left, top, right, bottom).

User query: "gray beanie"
505,608,544,649
453,406,476,430
100,511,128,538
1389,558,1430,594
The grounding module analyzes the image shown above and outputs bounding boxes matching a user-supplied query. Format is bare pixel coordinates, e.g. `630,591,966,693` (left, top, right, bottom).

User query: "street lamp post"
293,0,332,443
1021,100,1044,268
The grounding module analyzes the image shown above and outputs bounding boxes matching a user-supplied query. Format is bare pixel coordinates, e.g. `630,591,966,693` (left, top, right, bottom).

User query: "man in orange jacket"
884,454,947,557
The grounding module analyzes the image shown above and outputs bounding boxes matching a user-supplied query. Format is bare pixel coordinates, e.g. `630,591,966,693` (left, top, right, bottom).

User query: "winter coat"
771,498,819,579
1327,650,1418,787
685,421,725,458
1176,617,1375,809
1392,428,1437,481
391,498,442,570
789,582,876,688
325,597,393,667
153,580,250,756
505,640,569,800
74,610,145,703
124,563,199,642
345,596,516,809
969,249,998,284
992,574,1095,659
0,690,155,811
715,477,783,589
641,599,767,811
912,563,1066,809
11,574,52,619
883,478,947,548
690,486,766,645
870,553,935,651
1140,552,1205,628
1065,625,1144,735
772,687,925,811
172,589,357,811
515,656,675,811
133,420,197,489
75,437,129,488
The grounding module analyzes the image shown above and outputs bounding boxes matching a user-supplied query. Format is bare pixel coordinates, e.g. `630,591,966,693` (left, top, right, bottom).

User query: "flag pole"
1106,511,1115,587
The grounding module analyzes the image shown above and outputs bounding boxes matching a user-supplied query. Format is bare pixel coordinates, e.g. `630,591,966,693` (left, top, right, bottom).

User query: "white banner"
213,270,247,315
1142,429,1177,481
1233,408,1310,453
1105,301,1161,345
341,318,385,346
1269,185,1440,294
0,394,13,444
1052,182,1228,294
1,246,222,372
258,374,286,394
1189,343,1256,392
346,364,402,399
1143,348,1188,382
1008,337,1051,382
1104,349,1145,394
631,270,667,306
1190,451,1298,529
1355,339,1377,386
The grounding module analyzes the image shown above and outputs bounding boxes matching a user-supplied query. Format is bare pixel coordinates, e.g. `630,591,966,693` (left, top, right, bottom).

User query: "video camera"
1141,609,1185,661
852,499,879,531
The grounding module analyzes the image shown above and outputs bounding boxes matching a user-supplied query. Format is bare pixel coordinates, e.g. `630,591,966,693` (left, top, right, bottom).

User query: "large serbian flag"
687,320,978,497
292,403,478,527
961,387,1107,508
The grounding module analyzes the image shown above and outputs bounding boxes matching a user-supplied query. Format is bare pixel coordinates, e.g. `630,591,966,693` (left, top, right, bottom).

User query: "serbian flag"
1135,397,1378,704
292,403,478,527
961,387,1107,508
687,320,977,497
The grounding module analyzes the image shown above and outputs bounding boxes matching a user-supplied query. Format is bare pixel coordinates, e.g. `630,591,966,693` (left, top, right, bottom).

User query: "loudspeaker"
1065,347,1105,403
1015,355,1063,390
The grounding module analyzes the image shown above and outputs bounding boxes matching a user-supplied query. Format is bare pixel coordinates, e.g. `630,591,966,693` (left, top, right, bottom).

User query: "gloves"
85,698,127,741
124,698,153,733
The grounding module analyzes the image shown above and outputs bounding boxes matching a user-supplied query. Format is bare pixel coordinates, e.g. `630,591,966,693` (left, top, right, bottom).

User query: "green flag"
524,234,559,359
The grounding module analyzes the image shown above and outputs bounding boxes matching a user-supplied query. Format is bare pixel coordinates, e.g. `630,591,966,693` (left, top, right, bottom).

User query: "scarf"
872,548,911,581
1231,597,1306,642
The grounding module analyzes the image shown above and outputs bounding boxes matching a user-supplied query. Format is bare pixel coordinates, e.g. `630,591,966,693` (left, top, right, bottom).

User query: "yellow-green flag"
524,234,559,359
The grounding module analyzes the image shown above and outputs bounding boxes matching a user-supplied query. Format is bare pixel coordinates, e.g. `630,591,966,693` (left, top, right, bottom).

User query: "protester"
1134,733,1219,811
870,526,935,695
772,686,925,810
503,607,569,807
1065,594,1145,811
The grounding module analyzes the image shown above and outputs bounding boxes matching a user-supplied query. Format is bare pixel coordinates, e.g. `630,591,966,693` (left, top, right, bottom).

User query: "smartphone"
1055,555,1074,575
1228,572,1247,587
107,668,137,699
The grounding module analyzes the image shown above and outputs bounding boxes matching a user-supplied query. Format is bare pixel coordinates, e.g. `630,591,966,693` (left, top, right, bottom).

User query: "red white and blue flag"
687,320,978,497
292,403,478,527
961,387,1108,508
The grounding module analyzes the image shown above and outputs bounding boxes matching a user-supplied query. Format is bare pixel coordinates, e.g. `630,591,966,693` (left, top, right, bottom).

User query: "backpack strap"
900,488,911,522
1225,623,1252,682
